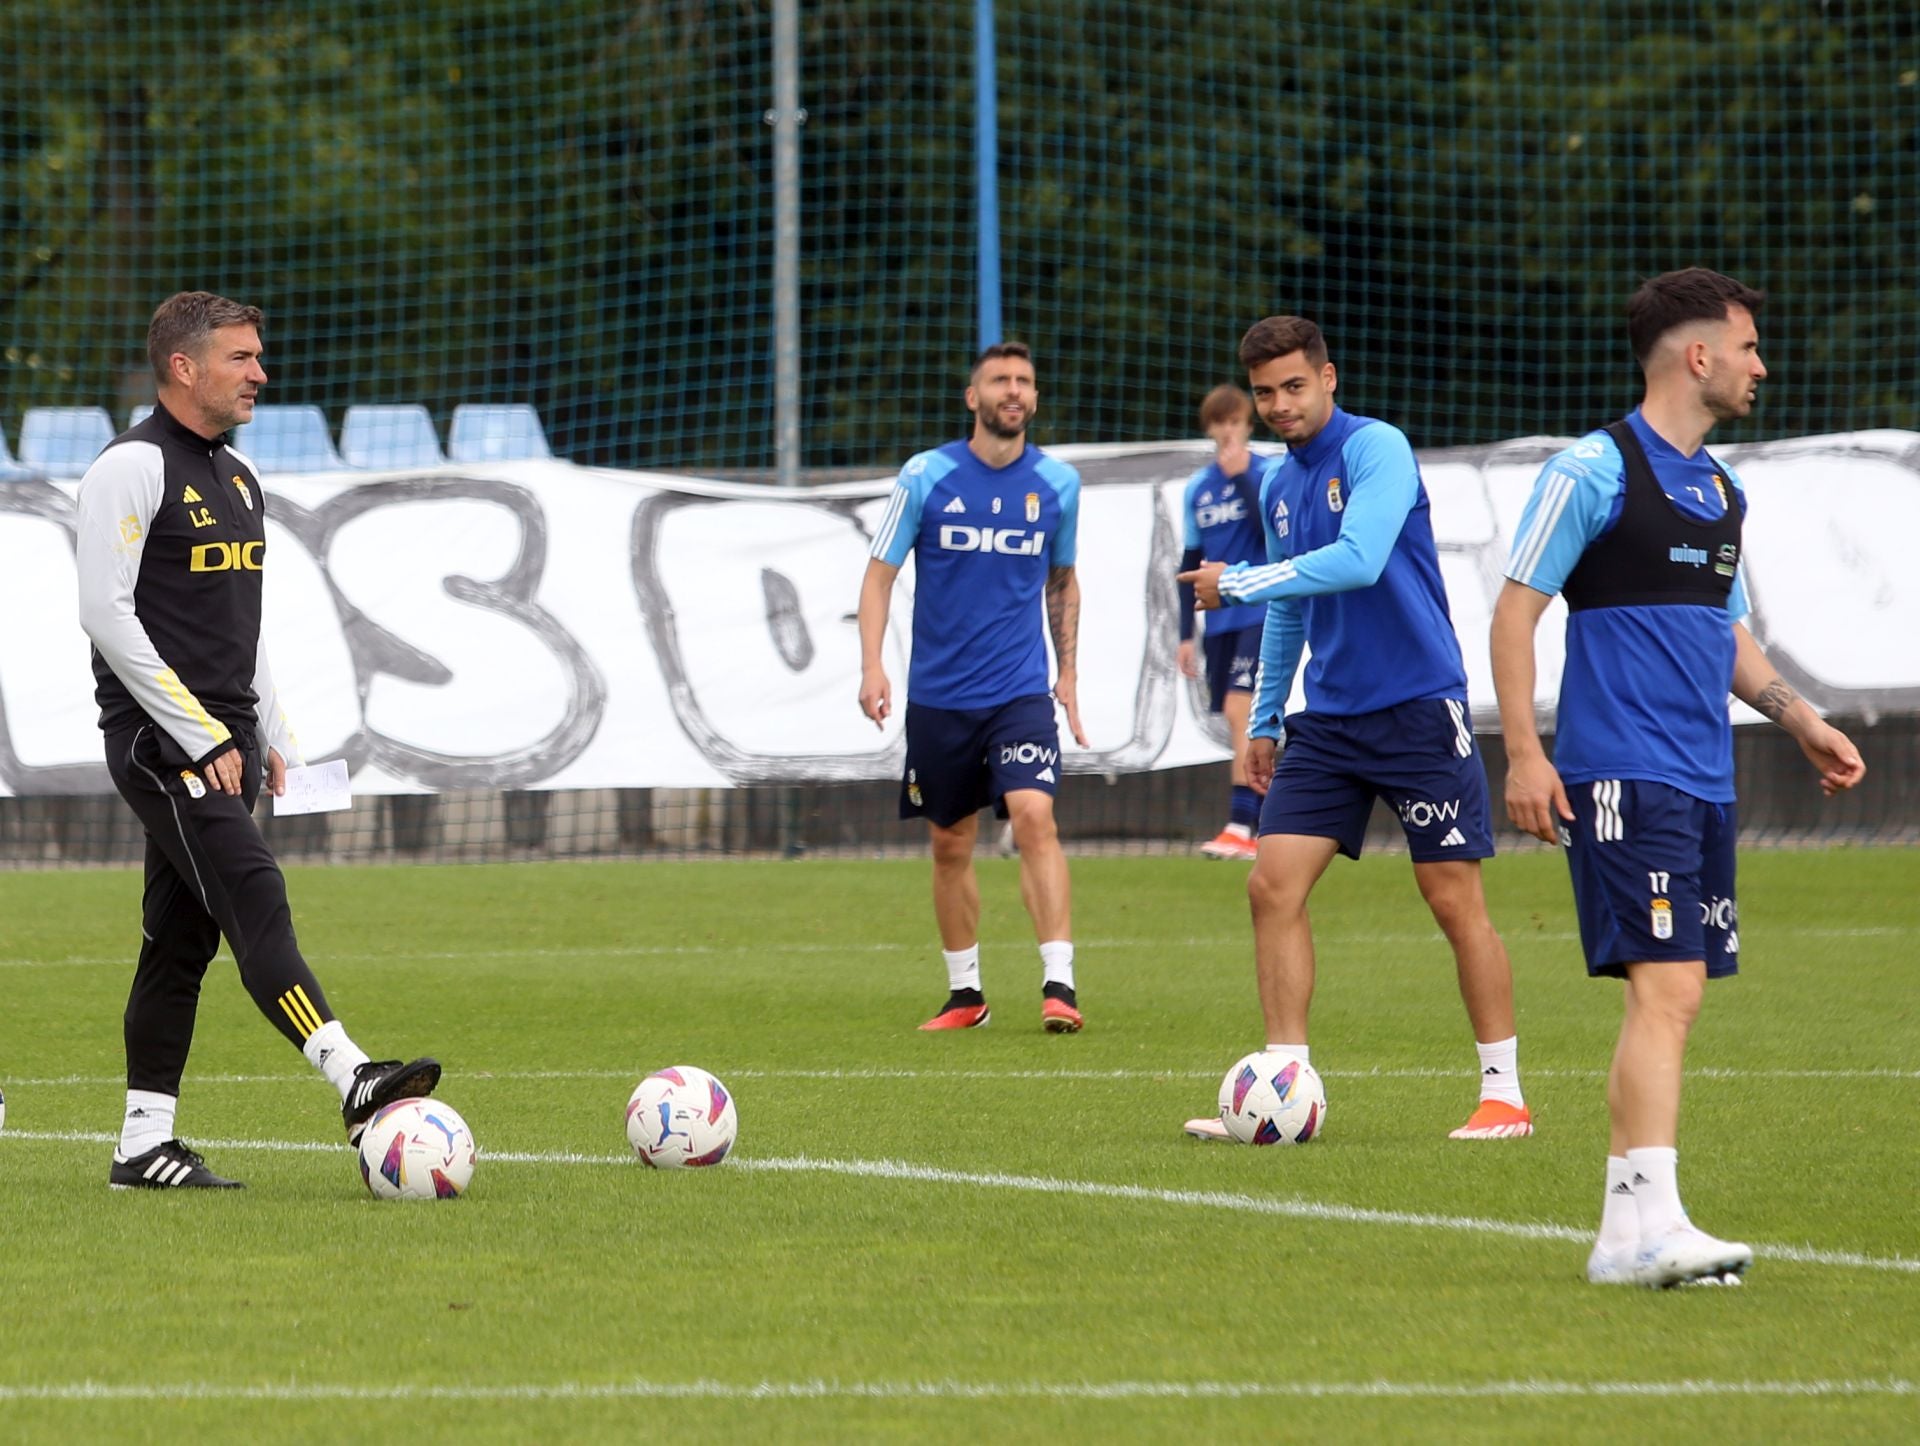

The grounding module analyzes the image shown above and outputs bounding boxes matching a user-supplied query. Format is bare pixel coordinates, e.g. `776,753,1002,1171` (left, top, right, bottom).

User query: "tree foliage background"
2,0,1914,470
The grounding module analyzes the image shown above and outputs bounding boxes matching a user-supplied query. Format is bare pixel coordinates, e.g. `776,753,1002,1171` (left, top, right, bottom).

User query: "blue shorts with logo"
1201,622,1264,714
901,693,1061,827
1564,778,1738,979
1259,697,1493,862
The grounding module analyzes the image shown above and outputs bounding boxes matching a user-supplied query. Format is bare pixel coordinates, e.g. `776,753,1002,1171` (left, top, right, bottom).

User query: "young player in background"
1491,268,1865,1286
1176,385,1268,860
1180,316,1530,1142
857,343,1088,1034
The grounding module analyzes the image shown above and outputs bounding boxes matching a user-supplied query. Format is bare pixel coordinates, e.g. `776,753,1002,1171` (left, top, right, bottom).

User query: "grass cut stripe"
7,1130,1916,1275
0,1377,1913,1404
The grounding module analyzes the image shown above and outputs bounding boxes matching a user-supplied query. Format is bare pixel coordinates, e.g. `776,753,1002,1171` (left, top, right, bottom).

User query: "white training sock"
1475,1035,1524,1107
1224,822,1253,841
942,945,982,994
1264,1043,1310,1065
303,1019,371,1102
1627,1145,1686,1239
1598,1156,1639,1253
120,1089,176,1157
1039,939,1075,991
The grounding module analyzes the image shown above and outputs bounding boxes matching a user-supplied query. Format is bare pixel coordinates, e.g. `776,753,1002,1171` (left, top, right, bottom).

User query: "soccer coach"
74,291,439,1190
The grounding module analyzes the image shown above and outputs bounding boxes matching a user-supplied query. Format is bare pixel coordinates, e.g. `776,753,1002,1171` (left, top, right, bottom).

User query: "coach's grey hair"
147,291,265,384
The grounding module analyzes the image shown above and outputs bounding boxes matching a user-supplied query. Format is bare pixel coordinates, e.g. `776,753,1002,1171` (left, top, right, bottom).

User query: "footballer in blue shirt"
1491,268,1864,1288
1176,385,1268,861
1179,316,1531,1143
857,342,1089,1035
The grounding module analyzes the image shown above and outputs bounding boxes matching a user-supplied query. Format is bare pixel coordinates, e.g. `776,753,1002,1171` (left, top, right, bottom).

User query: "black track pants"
105,724,335,1095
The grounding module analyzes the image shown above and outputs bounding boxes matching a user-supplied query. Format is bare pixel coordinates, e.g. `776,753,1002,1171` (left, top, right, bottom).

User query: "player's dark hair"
971,340,1034,380
1237,316,1328,371
1626,269,1765,366
148,291,265,384
1199,384,1253,430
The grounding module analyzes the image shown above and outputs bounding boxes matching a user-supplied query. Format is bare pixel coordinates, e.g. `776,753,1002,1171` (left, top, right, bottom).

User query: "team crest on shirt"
1711,474,1727,509
1650,898,1674,941
1271,499,1290,538
231,475,253,510
1326,477,1344,513
1714,542,1738,578
1025,492,1040,523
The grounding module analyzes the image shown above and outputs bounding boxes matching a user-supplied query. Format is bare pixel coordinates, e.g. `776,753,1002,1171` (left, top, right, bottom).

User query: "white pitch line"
4,1130,1915,1276
0,922,1909,969
7,1063,1917,1088
0,1376,1910,1404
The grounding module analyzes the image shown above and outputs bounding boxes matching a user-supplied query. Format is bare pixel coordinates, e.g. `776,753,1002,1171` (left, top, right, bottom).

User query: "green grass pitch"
1,849,1915,1443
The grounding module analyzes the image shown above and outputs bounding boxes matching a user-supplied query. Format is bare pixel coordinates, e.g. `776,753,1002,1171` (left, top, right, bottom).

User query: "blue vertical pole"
975,0,1002,351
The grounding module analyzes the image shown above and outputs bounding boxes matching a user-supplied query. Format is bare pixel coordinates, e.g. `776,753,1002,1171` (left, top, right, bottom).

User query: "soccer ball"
1218,1051,1326,1145
625,1065,737,1168
357,1098,477,1200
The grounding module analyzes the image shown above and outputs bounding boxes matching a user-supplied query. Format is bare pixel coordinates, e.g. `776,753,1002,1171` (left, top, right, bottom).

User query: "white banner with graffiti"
1,431,1915,796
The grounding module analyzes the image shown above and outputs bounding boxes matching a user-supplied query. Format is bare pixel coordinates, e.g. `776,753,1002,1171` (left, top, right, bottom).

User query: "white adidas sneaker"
1634,1224,1753,1288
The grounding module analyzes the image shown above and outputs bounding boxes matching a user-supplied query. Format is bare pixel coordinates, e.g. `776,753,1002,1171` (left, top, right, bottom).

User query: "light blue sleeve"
1724,461,1750,621
1038,455,1080,567
1249,597,1305,740
869,451,941,566
1217,424,1419,604
1504,434,1622,596
1180,470,1205,550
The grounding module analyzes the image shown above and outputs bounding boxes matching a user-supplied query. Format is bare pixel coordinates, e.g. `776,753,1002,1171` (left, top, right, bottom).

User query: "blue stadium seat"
448,403,553,462
19,406,115,479
0,427,34,480
128,405,154,427
340,404,445,469
232,404,347,472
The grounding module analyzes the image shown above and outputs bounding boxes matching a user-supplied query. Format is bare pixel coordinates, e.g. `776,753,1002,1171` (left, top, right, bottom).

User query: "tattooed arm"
1045,564,1088,747
1731,622,1865,796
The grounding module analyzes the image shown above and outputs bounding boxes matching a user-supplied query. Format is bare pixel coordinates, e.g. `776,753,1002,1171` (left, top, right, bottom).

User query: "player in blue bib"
857,342,1088,1035
1178,316,1531,1143
1176,385,1267,860
1492,268,1865,1288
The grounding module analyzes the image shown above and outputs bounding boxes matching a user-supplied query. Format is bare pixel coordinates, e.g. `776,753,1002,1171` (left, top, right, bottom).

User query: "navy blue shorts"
1259,697,1493,862
1564,778,1739,979
1201,623,1263,713
901,693,1061,827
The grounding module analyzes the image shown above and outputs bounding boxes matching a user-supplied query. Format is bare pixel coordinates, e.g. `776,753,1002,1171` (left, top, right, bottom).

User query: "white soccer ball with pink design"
625,1065,737,1168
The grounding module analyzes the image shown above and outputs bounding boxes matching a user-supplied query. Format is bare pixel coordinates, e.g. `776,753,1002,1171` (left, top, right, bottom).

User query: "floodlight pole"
771,0,803,487
975,0,1002,350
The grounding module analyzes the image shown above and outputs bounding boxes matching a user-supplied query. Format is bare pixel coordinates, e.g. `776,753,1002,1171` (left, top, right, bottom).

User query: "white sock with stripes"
120,1089,176,1157
303,1019,371,1101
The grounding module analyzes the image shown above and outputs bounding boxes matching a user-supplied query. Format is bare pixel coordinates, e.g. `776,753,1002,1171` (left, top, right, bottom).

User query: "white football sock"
942,945,982,994
1224,822,1253,840
1627,1145,1686,1239
120,1089,176,1157
1598,1156,1639,1253
1475,1035,1524,1107
1039,939,1075,991
303,1019,371,1101
1265,1043,1310,1064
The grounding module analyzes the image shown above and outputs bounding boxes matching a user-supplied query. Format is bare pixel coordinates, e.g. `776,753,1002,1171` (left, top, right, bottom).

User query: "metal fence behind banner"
3,3,1916,472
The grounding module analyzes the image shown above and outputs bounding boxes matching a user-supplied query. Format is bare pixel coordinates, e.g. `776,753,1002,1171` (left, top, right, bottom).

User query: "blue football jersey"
1223,408,1468,730
1506,410,1751,803
1180,460,1266,636
870,440,1081,710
